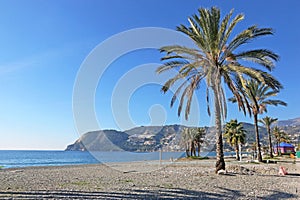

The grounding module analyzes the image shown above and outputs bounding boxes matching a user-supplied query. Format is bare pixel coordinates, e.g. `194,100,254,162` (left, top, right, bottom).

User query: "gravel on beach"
0,159,299,199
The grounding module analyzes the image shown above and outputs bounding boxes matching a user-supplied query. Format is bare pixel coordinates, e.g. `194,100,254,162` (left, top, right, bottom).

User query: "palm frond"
221,13,244,50
160,45,200,57
170,79,189,107
227,26,274,52
235,49,279,71
156,60,189,74
160,73,185,93
263,100,287,106
185,75,202,119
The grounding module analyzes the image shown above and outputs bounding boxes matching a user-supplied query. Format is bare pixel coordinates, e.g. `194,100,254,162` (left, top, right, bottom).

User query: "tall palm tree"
259,116,277,158
230,80,286,162
273,126,290,155
224,119,246,160
156,7,281,172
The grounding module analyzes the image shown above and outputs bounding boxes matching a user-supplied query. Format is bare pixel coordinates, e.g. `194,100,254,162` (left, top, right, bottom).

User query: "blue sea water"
0,150,236,169
0,150,186,169
0,150,99,169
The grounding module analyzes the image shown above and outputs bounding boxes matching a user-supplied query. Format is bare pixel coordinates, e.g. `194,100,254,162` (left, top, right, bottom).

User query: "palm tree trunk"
185,142,190,157
252,143,257,159
276,141,280,156
213,89,225,173
190,140,194,157
197,142,200,157
267,126,273,158
235,141,240,161
192,141,196,157
254,114,263,162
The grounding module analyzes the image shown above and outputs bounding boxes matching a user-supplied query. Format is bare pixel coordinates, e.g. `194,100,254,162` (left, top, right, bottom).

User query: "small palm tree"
224,119,246,160
229,80,286,162
194,128,206,157
259,116,278,158
273,126,290,155
181,127,206,157
157,7,281,173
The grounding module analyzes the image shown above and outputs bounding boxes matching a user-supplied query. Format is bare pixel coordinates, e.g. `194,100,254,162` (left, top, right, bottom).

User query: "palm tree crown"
231,80,287,117
156,7,281,172
224,119,246,145
224,119,246,160
259,116,278,129
157,7,281,120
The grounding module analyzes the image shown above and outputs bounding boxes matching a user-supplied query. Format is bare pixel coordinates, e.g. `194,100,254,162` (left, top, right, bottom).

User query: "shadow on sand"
0,187,298,199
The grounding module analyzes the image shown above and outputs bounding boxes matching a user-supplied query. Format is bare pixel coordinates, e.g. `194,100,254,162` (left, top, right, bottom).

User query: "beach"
0,159,299,199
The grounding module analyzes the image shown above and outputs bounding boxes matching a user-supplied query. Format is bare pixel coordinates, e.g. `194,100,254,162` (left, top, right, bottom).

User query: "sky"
0,0,299,150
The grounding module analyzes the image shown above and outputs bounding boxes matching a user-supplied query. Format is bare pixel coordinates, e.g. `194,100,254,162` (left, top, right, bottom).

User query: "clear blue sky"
0,0,299,150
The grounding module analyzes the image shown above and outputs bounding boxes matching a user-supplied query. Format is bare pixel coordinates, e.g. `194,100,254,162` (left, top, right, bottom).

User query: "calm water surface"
0,150,187,169
0,150,238,169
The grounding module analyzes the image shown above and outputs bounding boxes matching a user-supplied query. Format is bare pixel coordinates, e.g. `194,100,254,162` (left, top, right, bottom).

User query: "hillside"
276,117,300,127
65,130,129,151
66,118,299,152
66,125,188,152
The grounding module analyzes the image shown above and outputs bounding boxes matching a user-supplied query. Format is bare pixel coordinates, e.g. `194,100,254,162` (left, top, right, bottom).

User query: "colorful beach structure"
274,142,295,154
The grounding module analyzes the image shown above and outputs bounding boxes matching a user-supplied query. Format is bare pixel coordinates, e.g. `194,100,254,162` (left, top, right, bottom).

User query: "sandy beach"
0,159,299,199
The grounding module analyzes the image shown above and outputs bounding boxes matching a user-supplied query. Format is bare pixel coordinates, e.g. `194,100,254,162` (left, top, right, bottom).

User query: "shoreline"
0,158,211,172
1,155,298,171
0,149,254,170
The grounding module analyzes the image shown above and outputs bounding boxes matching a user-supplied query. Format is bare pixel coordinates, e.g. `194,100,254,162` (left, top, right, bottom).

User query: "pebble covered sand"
0,159,299,199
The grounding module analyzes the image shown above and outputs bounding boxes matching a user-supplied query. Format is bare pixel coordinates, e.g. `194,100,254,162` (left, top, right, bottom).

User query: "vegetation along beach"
1,1,300,199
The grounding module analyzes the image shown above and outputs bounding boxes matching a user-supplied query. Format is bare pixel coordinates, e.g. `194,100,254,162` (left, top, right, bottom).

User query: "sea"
0,150,236,169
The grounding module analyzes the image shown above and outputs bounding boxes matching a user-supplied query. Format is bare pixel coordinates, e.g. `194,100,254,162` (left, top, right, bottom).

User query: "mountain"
276,117,300,127
274,118,300,146
66,125,188,152
65,118,300,152
65,124,256,152
66,125,199,152
65,130,129,151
